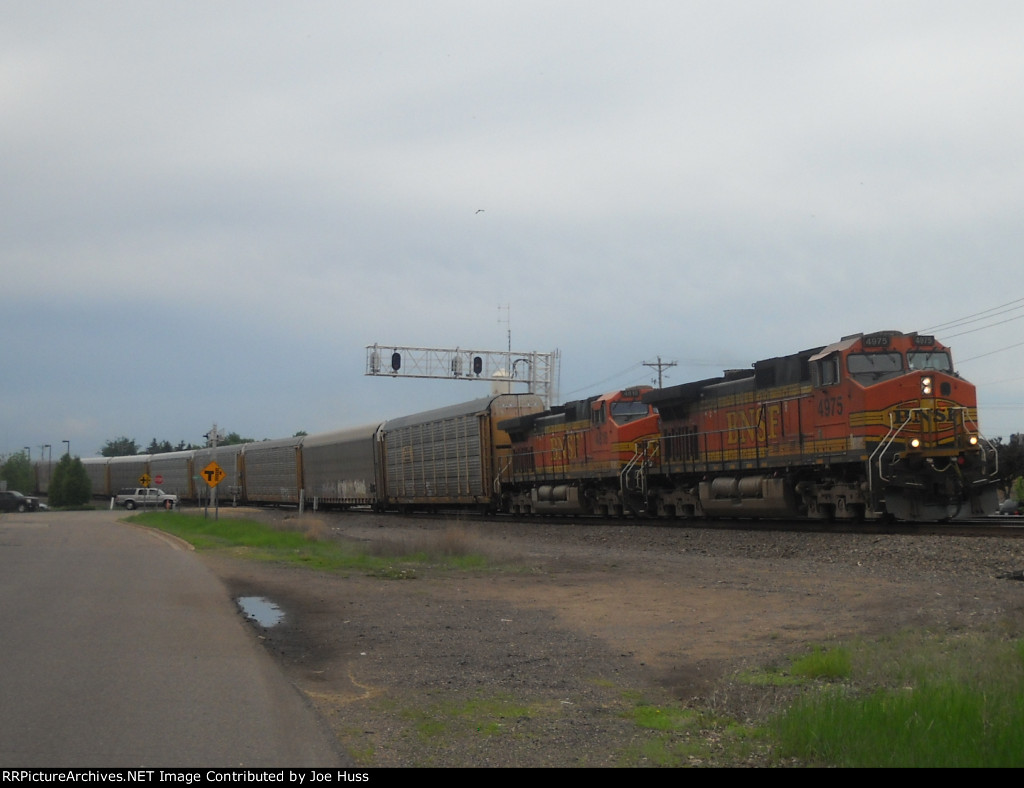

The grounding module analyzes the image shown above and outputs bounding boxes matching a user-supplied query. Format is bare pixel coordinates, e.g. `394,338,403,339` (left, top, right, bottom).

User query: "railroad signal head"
391,352,402,372
473,356,483,375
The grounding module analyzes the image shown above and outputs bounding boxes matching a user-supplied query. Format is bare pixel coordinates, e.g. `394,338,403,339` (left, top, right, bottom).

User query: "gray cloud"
3,1,1024,456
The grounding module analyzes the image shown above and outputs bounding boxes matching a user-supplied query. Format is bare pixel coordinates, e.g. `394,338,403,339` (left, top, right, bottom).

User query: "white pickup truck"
114,487,179,510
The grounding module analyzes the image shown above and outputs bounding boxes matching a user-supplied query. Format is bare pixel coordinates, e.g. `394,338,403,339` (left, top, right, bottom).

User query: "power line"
959,339,1024,364
563,362,646,398
942,312,1024,340
922,297,1024,335
920,296,1024,365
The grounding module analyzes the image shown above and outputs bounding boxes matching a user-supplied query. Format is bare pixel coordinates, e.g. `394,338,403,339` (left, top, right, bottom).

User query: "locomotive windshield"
610,401,651,424
847,352,904,384
908,350,952,372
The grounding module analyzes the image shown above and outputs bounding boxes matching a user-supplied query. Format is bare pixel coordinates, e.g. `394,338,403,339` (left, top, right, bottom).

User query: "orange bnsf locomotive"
498,331,999,521
641,330,998,521
500,387,660,515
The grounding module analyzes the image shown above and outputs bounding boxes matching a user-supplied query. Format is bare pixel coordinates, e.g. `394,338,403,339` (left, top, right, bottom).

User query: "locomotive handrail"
870,406,999,494
620,440,659,499
960,410,1000,480
494,457,513,493
869,410,917,487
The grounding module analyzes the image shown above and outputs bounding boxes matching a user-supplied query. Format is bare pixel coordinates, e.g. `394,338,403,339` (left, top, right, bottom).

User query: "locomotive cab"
808,331,998,520
500,387,660,516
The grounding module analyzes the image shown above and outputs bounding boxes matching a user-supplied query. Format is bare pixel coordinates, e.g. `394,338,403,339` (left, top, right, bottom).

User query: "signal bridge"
366,344,560,408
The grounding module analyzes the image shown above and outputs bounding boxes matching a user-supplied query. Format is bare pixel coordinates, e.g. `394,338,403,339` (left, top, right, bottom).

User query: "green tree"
0,452,34,493
101,437,139,457
64,457,91,505
145,438,174,454
994,436,1024,491
220,432,254,446
50,455,91,507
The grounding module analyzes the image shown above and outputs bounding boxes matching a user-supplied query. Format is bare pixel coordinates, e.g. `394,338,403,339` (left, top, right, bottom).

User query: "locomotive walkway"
0,510,348,768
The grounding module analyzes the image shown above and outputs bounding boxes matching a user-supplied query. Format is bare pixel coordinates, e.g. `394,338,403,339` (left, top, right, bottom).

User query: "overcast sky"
3,1,1024,459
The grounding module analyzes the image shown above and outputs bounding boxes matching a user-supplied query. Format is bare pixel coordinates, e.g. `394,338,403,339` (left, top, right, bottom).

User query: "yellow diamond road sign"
202,461,226,488
139,473,151,487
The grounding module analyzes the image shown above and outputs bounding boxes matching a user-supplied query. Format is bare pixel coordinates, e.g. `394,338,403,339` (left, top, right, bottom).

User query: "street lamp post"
62,440,70,458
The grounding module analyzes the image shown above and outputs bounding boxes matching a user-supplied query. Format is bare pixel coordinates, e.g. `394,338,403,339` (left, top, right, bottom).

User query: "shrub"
50,455,91,507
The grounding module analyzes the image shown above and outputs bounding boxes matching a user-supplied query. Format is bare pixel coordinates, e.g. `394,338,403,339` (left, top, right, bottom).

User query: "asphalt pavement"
0,509,350,768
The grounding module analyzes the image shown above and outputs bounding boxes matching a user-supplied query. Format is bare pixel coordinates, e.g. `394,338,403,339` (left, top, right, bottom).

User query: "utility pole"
643,356,677,388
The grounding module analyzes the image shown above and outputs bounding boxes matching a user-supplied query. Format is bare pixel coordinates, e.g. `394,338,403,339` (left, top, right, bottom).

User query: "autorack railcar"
301,423,383,510
240,435,303,507
149,450,195,499
381,393,545,513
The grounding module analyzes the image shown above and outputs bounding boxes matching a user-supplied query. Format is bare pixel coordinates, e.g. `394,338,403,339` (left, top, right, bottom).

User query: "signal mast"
365,308,560,407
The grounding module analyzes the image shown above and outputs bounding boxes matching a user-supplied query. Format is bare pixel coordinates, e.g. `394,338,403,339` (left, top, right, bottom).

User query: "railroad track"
366,507,1024,539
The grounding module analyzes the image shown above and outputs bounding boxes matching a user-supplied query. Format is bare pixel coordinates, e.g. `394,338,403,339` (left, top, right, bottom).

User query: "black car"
0,490,40,512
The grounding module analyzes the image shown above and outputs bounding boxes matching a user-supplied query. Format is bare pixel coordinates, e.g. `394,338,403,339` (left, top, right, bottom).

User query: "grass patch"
125,511,494,576
401,694,536,740
618,699,770,767
631,703,702,732
772,633,1024,767
735,645,851,689
790,645,852,681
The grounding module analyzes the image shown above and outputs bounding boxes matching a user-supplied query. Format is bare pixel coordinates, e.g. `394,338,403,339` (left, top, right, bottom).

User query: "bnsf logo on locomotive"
725,404,783,445
892,405,962,425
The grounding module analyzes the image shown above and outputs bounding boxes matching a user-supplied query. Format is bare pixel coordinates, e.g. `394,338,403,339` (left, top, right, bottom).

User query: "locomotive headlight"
969,435,979,446
921,376,933,395
910,438,921,449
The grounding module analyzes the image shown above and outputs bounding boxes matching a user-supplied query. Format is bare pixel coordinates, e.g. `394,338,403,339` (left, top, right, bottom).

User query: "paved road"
0,510,349,767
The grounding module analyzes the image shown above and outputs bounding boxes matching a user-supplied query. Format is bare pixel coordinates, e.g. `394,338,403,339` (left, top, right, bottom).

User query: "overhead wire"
922,297,1024,337
920,296,1024,364
563,362,646,398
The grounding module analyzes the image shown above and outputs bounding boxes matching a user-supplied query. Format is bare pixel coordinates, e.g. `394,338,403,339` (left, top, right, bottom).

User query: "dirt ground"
196,510,1024,767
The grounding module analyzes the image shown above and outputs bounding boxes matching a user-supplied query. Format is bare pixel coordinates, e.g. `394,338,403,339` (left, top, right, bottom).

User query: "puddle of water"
237,596,284,627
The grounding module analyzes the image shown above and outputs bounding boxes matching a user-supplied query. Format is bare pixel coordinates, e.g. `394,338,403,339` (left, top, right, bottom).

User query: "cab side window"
813,355,840,387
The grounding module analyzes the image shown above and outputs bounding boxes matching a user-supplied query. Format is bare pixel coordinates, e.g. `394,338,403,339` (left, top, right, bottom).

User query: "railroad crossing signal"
201,461,226,488
138,473,151,488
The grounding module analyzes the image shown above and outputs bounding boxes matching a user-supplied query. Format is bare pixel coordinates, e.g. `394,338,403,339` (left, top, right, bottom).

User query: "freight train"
48,330,998,522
